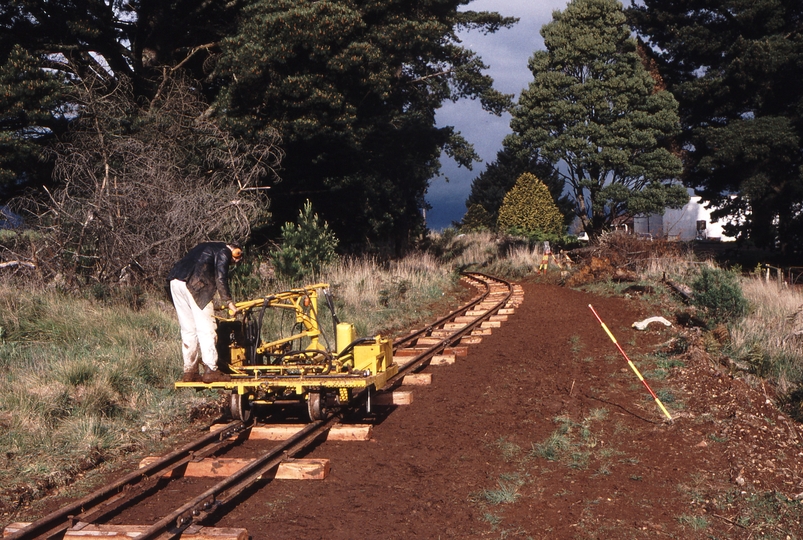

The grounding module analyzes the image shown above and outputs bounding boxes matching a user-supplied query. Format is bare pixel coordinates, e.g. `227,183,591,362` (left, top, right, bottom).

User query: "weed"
595,463,612,476
670,335,690,354
644,368,669,380
708,433,728,443
656,356,685,369
482,511,502,529
531,432,570,461
677,514,708,530
569,335,583,353
478,476,524,505
585,408,608,422
735,490,803,531
494,437,522,462
598,447,623,459
655,388,676,404
569,451,590,469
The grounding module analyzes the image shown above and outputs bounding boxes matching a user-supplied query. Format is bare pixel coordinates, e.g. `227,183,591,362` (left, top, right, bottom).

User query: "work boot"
181,371,201,383
202,370,231,383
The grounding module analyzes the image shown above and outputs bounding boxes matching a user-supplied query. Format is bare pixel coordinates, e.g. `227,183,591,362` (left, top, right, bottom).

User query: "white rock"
632,316,673,331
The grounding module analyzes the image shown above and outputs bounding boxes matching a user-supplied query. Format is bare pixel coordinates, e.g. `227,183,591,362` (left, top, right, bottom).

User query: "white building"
633,190,736,242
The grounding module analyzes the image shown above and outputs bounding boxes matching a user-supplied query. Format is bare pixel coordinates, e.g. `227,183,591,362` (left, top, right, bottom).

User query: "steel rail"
6,273,515,539
142,274,515,537
388,272,513,380
5,422,246,540
133,416,342,539
391,272,495,349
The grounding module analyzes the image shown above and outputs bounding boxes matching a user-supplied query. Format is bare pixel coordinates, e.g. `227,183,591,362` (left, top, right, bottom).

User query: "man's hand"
227,301,239,316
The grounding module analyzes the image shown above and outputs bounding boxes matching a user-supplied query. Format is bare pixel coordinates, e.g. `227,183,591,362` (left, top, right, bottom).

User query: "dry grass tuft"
728,279,803,393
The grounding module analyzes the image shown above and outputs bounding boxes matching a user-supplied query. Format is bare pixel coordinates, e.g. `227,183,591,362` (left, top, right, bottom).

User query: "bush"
496,173,564,235
691,267,749,326
270,200,338,282
461,204,493,232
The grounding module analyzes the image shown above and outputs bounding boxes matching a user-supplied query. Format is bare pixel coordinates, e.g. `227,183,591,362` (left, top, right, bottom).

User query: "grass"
0,293,196,509
728,278,803,393
473,475,525,506
4,231,803,537
493,437,523,463
677,514,709,531
530,409,610,469
0,235,551,513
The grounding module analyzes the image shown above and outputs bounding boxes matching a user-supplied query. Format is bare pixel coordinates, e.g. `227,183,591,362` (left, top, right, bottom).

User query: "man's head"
228,242,243,263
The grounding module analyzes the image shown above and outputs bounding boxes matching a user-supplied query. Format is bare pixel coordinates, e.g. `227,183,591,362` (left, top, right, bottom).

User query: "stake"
588,304,673,421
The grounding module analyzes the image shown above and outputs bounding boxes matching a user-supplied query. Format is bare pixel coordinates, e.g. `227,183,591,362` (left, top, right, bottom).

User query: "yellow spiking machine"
175,283,397,421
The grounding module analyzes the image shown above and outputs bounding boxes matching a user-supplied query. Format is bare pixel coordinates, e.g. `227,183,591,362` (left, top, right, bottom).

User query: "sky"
425,0,571,230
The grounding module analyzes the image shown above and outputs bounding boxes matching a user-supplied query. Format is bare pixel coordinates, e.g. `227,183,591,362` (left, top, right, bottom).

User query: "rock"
632,316,673,331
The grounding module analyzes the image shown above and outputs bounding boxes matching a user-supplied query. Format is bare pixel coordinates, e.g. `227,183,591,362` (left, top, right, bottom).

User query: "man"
168,241,242,383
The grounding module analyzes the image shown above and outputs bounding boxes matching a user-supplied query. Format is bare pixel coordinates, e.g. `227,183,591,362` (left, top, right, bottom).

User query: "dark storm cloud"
427,0,570,230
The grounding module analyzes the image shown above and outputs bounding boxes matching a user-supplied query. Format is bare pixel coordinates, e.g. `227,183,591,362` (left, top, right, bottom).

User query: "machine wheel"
230,392,252,422
306,391,329,421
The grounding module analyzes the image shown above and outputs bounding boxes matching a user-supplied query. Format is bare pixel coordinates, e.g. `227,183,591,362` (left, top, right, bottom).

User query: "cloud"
426,0,570,230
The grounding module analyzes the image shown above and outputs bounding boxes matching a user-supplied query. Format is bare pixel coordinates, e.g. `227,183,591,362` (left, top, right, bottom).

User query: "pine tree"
465,145,571,226
1,0,516,252
496,173,564,236
214,0,516,250
461,204,493,232
0,45,64,191
271,200,339,282
629,0,803,254
507,0,687,237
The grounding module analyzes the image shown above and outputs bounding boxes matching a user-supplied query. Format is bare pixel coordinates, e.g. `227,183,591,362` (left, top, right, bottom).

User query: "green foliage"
0,45,64,188
629,1,803,255
497,173,565,235
271,200,339,282
477,477,524,505
690,267,749,326
461,204,493,232
507,0,686,237
2,1,516,252
215,0,516,249
466,145,572,226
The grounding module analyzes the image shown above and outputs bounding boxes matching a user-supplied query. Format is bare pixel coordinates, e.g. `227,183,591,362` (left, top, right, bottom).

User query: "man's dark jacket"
167,242,235,308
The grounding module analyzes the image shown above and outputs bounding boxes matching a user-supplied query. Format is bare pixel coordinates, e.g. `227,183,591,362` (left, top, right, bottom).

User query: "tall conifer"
506,0,687,237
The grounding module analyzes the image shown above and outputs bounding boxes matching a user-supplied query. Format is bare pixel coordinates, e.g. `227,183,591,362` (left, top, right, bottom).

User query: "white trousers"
170,279,218,373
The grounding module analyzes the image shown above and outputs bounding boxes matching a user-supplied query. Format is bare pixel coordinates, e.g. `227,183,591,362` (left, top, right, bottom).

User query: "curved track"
4,273,522,540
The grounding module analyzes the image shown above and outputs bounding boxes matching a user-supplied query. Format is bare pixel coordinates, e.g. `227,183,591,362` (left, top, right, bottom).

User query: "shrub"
691,267,749,326
496,173,564,236
461,204,493,232
270,200,339,282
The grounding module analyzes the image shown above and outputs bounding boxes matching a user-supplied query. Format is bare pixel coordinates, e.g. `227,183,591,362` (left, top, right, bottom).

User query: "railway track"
4,272,522,540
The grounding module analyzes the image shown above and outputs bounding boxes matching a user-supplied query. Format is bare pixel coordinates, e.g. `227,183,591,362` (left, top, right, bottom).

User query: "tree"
1,0,515,253
0,0,245,191
496,173,565,236
213,0,516,250
460,204,493,231
0,45,65,192
13,74,281,285
506,0,687,237
628,0,803,254
465,145,572,227
271,200,339,282
0,0,240,95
